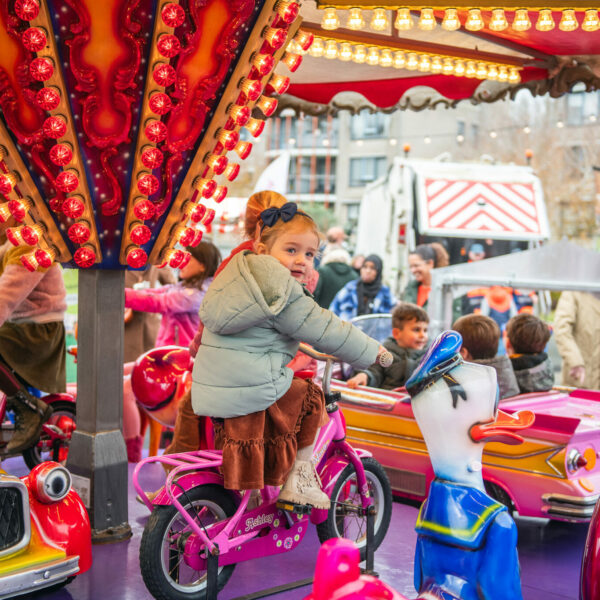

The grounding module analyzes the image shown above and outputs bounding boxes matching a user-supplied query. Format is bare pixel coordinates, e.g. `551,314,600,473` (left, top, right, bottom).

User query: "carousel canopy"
281,0,600,113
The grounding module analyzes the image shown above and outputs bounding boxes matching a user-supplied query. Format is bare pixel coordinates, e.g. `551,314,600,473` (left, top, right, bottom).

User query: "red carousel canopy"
282,1,600,113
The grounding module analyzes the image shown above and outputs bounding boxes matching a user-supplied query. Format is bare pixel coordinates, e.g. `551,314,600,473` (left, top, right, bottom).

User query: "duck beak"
469,409,535,445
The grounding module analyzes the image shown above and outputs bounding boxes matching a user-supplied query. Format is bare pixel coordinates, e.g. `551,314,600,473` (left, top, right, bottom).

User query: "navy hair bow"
260,202,302,231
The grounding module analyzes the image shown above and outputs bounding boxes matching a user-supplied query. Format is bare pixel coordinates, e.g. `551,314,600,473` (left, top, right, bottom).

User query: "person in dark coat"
312,248,357,309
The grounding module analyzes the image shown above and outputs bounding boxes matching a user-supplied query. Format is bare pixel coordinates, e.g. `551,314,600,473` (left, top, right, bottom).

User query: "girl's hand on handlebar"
377,346,394,368
347,373,368,389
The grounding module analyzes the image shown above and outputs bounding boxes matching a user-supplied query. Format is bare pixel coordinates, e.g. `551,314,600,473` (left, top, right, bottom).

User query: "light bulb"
508,68,521,83
321,8,339,30
406,53,419,70
366,47,380,66
370,8,389,31
498,66,509,82
431,56,443,73
512,9,531,31
294,29,314,52
559,9,578,31
394,8,413,31
339,43,353,61
324,40,339,59
582,9,599,32
309,38,325,57
476,63,488,79
379,49,393,68
442,8,460,31
536,9,555,31
465,9,483,31
418,55,431,72
418,8,436,30
465,61,477,77
489,9,508,31
393,51,406,69
453,60,466,76
352,45,367,64
442,58,454,75
486,65,499,80
347,8,365,30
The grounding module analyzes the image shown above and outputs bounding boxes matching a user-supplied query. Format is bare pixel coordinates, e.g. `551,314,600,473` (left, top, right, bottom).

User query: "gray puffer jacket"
192,252,380,418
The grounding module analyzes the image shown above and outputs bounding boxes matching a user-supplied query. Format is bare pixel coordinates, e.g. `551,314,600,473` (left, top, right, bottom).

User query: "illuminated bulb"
43,116,67,140
246,118,265,138
130,223,152,245
211,186,228,204
126,247,148,269
266,74,290,95
224,163,240,182
324,40,338,60
252,52,275,76
67,221,91,244
74,246,96,269
34,247,55,269
216,128,239,151
442,58,454,75
228,104,250,127
321,8,340,30
137,172,159,195
559,9,578,31
379,49,393,68
309,38,325,58
431,56,443,73
133,198,156,221
6,227,24,246
442,8,460,31
366,47,380,66
15,0,40,21
418,55,431,72
0,173,16,196
29,57,54,81
281,52,302,72
263,27,288,50
157,34,181,57
20,252,39,272
536,9,555,31
203,208,216,227
508,68,521,83
352,45,367,64
257,96,278,117
49,143,73,166
476,63,488,79
164,249,186,269
275,1,300,24
498,66,509,82
486,65,499,80
393,51,406,69
195,178,217,199
21,224,44,246
145,119,168,143
153,63,177,87
394,8,413,31
418,8,436,31
512,9,531,31
339,43,353,61
239,78,263,101
189,203,207,223
161,2,185,27
489,9,508,31
61,196,85,219
149,92,173,115
465,61,477,77
347,8,366,30
0,203,11,222
36,87,60,111
141,146,164,169
55,170,79,193
178,227,202,247
294,30,314,52
406,53,419,70
453,60,466,76
235,140,252,160
582,9,599,31
22,27,47,52
465,9,484,31
370,9,389,31
206,154,228,175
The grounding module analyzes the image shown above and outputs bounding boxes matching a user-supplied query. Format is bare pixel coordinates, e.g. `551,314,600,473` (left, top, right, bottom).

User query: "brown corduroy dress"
213,377,328,490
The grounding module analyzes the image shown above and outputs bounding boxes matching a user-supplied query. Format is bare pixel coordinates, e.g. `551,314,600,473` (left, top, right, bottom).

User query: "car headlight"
30,462,72,503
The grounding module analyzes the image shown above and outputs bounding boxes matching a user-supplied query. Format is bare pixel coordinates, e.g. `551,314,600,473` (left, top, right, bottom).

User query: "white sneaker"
278,460,330,510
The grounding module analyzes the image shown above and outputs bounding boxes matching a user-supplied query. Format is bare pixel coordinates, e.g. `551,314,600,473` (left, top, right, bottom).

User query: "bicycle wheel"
316,457,392,560
22,400,76,469
140,484,238,600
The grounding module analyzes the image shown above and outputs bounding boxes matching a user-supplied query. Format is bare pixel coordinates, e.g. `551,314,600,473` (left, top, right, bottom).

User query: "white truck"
354,155,550,294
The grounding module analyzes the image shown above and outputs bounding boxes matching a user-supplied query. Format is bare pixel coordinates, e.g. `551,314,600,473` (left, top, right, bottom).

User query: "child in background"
122,241,221,461
452,314,520,399
505,313,554,393
192,202,385,509
348,303,429,390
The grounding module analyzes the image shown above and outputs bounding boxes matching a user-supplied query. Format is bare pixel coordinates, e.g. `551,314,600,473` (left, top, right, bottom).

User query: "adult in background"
402,243,449,310
312,248,357,309
330,254,395,321
554,291,600,389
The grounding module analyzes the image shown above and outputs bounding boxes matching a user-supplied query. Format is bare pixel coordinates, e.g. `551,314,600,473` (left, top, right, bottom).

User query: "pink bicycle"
133,345,393,600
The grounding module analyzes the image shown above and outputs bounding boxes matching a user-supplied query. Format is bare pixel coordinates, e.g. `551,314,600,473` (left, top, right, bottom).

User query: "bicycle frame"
132,345,375,567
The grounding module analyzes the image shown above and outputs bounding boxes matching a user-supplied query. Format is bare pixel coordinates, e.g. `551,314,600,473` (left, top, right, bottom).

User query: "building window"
566,91,599,126
349,157,387,187
288,156,337,194
350,111,390,139
269,115,339,150
471,123,479,140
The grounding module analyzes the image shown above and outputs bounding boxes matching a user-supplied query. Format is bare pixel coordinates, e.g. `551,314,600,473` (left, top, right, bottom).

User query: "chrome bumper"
542,493,600,521
0,556,79,599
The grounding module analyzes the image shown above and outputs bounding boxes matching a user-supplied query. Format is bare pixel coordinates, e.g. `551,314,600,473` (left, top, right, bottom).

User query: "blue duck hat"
406,331,464,401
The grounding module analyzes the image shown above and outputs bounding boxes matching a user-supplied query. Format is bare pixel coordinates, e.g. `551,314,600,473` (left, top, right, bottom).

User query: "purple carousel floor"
6,453,588,600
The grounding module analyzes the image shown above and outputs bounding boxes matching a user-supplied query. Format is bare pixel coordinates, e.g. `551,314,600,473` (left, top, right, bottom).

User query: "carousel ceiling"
0,0,307,269
280,1,600,114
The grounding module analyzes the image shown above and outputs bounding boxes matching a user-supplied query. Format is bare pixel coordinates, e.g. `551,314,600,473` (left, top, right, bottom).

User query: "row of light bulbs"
321,7,600,32
299,36,521,82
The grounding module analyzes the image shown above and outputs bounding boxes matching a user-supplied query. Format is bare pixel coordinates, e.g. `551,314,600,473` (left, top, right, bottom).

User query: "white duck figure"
405,331,534,600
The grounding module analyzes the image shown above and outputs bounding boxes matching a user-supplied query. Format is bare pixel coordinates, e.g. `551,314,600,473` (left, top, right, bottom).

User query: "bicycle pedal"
276,500,312,515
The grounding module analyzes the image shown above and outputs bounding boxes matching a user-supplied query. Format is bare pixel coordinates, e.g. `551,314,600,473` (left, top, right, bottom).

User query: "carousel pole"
67,269,131,542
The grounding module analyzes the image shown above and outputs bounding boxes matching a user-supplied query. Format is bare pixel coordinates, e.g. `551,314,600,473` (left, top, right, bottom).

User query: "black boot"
6,391,52,453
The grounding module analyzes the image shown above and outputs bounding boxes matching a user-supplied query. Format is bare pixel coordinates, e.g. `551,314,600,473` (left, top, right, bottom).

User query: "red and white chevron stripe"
424,178,541,234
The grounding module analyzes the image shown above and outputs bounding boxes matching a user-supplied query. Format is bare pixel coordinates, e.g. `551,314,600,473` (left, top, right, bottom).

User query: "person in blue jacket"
405,331,533,600
329,254,395,321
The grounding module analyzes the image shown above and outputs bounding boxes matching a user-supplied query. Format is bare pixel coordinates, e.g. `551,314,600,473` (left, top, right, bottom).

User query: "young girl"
122,241,221,461
192,202,384,509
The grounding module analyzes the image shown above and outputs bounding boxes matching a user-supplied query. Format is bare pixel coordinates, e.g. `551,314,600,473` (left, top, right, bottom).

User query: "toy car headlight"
30,462,72,503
